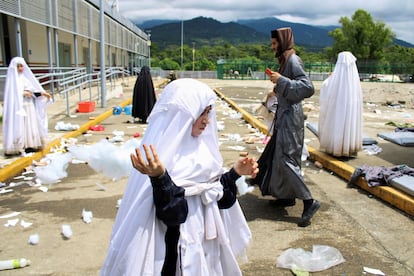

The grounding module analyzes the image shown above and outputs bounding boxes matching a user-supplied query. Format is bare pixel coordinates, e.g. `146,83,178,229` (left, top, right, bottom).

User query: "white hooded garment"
2,57,50,155
318,51,363,157
101,78,251,276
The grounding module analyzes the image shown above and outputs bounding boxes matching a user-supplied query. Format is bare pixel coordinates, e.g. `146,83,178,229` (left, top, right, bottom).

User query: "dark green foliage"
146,14,413,71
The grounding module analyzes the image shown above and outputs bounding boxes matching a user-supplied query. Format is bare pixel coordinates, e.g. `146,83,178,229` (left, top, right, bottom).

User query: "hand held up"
130,144,165,177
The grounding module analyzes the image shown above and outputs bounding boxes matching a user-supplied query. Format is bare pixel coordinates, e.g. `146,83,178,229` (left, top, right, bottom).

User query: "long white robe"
2,57,50,155
101,79,251,275
319,51,363,157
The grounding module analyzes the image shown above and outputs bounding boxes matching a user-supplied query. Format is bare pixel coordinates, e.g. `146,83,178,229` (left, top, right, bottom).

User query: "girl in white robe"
319,51,363,157
2,57,51,156
101,78,257,275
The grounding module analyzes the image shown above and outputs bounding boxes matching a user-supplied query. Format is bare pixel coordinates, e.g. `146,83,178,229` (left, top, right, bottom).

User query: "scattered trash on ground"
54,121,80,131
276,245,345,272
28,234,39,245
82,209,93,224
88,124,105,131
0,258,30,270
61,224,73,239
363,144,383,155
363,266,385,275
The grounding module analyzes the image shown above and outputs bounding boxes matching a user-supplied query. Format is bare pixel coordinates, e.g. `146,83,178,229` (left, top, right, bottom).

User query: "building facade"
0,0,150,70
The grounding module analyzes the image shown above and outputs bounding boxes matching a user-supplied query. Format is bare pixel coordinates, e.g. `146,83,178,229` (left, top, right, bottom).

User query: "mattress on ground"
305,122,377,145
390,175,414,197
377,132,414,147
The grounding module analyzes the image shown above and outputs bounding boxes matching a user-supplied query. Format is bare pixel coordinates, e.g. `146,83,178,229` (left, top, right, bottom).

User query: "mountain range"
137,17,414,51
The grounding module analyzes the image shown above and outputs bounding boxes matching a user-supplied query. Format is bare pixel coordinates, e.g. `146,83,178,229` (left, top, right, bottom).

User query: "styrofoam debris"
61,224,73,239
28,234,39,245
0,212,21,219
4,218,19,227
20,220,33,228
82,209,93,224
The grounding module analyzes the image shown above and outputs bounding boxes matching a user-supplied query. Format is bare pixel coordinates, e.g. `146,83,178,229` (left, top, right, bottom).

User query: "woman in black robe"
252,27,320,227
131,66,156,123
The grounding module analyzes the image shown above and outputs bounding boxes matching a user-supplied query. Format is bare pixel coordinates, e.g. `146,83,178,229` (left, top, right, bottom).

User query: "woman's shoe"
298,199,320,227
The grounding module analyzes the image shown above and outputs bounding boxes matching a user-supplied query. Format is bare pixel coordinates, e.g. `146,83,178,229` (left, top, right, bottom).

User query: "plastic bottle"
0,258,31,270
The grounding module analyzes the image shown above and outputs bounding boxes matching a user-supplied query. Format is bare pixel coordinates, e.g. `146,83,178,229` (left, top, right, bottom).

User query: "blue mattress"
306,122,377,146
390,175,414,197
377,132,414,147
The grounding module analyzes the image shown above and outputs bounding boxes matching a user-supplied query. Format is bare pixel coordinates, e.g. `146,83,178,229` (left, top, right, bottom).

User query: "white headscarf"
145,78,224,183
102,79,232,275
2,57,48,154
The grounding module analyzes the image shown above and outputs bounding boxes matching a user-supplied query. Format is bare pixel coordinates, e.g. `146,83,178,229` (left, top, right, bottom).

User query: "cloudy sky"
114,0,414,44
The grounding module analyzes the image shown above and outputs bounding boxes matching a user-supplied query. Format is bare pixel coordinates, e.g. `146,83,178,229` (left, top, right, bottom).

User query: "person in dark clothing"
131,66,156,123
252,27,320,227
101,78,258,275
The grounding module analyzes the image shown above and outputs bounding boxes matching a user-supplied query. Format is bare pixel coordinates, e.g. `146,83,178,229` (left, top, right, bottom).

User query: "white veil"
2,57,49,154
319,51,363,156
102,79,230,275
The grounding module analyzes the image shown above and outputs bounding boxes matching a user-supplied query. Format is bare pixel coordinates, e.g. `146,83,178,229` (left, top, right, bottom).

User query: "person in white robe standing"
101,78,258,276
318,51,363,157
2,57,51,156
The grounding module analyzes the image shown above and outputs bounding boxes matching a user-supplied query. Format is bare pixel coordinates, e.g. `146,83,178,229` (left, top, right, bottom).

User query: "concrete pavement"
210,80,414,218
0,78,413,275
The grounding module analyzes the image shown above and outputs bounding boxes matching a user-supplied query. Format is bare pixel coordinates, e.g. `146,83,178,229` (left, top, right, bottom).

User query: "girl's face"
191,105,212,137
17,63,24,73
271,38,279,54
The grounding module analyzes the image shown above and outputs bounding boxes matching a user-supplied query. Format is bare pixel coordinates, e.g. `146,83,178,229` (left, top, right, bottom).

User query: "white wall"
25,22,49,65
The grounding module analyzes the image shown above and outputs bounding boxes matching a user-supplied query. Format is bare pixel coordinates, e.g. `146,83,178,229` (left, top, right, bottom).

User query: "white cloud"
116,0,414,44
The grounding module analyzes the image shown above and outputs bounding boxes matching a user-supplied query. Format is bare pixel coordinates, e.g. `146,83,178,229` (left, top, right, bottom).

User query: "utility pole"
180,20,183,70
147,30,151,67
99,0,106,107
192,42,195,71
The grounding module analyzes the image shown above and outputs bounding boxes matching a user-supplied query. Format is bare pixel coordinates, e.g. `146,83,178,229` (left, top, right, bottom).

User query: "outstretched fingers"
149,145,161,168
130,146,147,173
130,144,165,177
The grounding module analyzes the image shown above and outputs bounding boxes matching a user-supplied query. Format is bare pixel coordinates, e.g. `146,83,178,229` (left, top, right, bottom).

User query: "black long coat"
132,66,156,121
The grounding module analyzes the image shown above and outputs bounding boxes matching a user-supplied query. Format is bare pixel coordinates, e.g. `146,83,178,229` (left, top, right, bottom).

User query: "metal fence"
217,60,414,82
0,66,132,115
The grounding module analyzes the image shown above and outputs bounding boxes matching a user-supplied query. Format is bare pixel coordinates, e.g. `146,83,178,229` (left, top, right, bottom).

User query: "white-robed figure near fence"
318,51,363,157
101,78,257,275
2,57,51,156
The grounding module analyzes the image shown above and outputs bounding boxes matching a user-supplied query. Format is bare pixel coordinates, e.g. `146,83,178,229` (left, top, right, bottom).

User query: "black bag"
251,132,276,195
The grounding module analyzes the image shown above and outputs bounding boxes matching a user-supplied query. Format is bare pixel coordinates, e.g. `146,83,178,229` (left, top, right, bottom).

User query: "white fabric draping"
101,79,251,275
2,57,51,155
319,51,363,157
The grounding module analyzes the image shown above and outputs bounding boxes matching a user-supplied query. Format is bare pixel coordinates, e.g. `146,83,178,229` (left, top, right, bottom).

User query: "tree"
327,9,395,62
384,45,414,75
158,58,180,70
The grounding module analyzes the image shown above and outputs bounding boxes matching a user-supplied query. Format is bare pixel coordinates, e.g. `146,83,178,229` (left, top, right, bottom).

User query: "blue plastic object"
123,105,132,115
113,106,122,115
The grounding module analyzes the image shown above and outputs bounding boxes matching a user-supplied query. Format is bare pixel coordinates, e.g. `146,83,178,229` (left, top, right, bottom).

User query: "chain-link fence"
217,60,414,82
